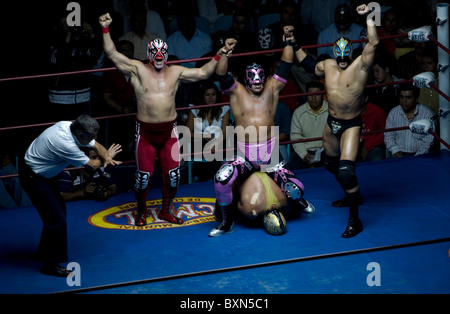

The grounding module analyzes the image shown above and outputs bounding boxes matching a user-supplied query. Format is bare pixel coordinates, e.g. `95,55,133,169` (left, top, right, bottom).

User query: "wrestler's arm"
295,47,324,77
358,4,379,70
99,13,139,76
179,39,237,83
268,26,295,92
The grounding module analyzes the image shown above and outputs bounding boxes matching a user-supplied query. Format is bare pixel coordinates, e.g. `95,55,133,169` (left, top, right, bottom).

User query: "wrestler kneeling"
213,171,314,235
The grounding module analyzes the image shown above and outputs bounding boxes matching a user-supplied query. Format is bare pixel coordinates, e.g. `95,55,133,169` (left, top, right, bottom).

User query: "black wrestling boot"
208,203,235,237
342,217,363,238
135,208,146,226
40,263,72,277
332,194,363,207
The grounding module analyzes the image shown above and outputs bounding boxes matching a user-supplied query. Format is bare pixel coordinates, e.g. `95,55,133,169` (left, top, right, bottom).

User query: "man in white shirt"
385,83,436,157
19,115,121,277
289,81,328,169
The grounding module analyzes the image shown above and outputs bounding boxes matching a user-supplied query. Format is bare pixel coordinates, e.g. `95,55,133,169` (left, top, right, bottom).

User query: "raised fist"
356,4,371,15
99,13,112,28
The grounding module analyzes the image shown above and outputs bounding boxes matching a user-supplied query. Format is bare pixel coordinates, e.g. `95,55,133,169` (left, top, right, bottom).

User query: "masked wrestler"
295,4,379,237
210,25,315,237
99,13,237,226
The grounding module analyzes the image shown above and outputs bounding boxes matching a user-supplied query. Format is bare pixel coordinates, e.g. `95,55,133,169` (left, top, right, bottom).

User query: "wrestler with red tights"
100,13,237,225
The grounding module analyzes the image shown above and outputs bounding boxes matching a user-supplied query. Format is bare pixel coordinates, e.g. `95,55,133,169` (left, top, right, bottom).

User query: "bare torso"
131,63,182,123
322,57,369,120
229,81,279,143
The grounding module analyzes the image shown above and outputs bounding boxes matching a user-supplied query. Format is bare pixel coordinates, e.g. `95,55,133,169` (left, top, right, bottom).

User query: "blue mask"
333,37,352,64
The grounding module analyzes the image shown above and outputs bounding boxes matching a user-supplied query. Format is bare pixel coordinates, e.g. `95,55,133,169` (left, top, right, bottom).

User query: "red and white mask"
147,38,168,69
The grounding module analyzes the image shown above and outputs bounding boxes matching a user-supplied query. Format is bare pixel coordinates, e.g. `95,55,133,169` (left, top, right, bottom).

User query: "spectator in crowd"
186,81,230,182
119,9,158,61
289,81,328,169
122,0,167,41
301,0,352,34
168,9,213,68
418,47,439,114
266,0,317,50
385,83,436,157
370,52,401,114
211,7,258,74
317,4,365,58
377,8,399,57
360,96,387,162
48,14,100,121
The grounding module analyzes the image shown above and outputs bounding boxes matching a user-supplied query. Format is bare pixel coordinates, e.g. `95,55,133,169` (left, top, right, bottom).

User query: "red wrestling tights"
134,118,182,225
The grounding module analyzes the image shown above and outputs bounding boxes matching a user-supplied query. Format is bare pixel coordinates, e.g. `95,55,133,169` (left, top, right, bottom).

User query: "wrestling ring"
0,4,449,299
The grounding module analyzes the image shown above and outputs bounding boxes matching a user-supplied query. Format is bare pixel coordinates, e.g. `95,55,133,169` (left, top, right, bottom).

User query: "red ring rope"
0,32,449,179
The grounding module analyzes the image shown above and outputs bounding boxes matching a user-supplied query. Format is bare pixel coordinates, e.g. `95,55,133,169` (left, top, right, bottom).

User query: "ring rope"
1,32,449,178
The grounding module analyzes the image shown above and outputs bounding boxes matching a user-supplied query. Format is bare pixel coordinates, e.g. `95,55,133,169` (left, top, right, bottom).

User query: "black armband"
300,54,318,74
273,60,293,84
216,72,236,93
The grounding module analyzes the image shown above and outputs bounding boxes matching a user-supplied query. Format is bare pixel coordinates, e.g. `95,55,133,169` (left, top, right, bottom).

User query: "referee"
19,115,122,277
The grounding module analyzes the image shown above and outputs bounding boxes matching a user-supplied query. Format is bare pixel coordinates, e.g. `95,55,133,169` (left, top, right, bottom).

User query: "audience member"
211,7,258,73
397,42,430,80
102,40,137,159
122,0,167,40
377,8,399,57
119,8,158,62
301,0,352,34
289,81,328,169
360,97,387,162
418,47,439,114
0,153,32,208
186,81,230,182
48,15,100,121
317,4,365,58
168,7,213,68
385,83,436,157
370,52,401,114
266,0,317,50
57,146,119,202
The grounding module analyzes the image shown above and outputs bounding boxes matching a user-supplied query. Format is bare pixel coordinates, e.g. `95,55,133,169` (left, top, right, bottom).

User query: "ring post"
437,3,449,150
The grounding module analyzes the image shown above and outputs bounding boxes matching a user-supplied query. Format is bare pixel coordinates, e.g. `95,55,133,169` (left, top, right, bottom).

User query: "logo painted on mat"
88,197,216,230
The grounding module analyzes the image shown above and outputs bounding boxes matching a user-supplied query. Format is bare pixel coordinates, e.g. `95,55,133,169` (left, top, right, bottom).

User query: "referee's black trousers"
19,162,68,263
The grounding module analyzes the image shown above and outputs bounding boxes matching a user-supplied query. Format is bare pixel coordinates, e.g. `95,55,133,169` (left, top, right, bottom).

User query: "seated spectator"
289,81,328,169
301,0,352,34
377,8,400,57
211,7,258,73
385,83,436,158
360,97,387,162
186,82,230,182
266,0,317,51
119,8,158,62
123,0,167,40
418,47,439,114
57,146,120,202
0,153,32,208
317,4,365,58
168,8,213,68
370,52,401,114
397,42,430,79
